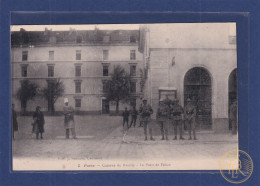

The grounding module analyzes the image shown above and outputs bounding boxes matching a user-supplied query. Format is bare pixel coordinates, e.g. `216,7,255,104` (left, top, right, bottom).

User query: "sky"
10,24,140,31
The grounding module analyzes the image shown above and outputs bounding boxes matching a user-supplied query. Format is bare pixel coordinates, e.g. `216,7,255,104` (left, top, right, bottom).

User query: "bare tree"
42,78,65,113
16,80,38,114
105,65,131,113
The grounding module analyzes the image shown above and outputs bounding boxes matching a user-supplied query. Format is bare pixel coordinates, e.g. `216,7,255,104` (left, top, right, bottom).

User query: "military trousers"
158,119,170,139
186,118,196,139
172,120,183,138
66,128,76,139
142,117,153,139
129,115,137,127
123,118,129,128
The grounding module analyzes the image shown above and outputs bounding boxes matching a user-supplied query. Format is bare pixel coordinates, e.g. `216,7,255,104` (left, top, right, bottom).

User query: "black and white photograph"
11,23,238,170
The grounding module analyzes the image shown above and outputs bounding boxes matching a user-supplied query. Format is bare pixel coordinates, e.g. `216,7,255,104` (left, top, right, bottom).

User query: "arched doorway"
228,69,237,130
184,67,212,130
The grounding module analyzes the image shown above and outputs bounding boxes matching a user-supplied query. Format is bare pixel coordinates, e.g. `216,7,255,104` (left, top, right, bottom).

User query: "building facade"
139,23,237,132
11,28,144,114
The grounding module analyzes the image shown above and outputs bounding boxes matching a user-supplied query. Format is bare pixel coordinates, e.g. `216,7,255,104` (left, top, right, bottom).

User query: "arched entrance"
228,69,237,130
184,67,212,130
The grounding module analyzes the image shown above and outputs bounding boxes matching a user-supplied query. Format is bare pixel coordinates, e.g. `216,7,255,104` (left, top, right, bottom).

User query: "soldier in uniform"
12,104,18,139
156,98,170,140
63,98,77,139
184,98,197,140
171,98,185,140
139,99,154,141
163,95,173,107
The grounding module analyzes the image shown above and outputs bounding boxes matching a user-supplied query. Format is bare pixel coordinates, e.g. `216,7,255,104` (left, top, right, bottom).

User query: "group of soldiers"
138,96,197,141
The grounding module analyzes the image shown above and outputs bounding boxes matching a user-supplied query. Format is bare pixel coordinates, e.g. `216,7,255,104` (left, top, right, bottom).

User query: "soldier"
139,99,154,141
129,106,138,128
63,98,77,139
32,106,45,139
230,100,238,135
184,98,197,140
171,98,185,140
156,98,170,140
163,95,173,107
122,107,130,129
12,104,18,139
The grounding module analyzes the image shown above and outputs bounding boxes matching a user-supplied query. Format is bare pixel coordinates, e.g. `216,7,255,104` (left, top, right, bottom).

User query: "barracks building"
11,28,144,114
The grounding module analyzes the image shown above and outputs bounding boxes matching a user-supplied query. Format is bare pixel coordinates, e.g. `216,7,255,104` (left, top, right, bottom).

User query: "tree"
105,65,131,113
42,78,65,113
16,80,38,114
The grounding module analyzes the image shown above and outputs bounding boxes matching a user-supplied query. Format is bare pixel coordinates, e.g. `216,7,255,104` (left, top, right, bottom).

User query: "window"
76,50,81,60
76,36,82,43
75,81,82,93
130,50,136,60
48,65,54,77
75,99,81,108
130,82,136,93
22,51,28,61
103,50,109,60
130,35,136,43
103,35,110,42
103,65,109,76
49,51,54,60
21,65,28,77
130,65,136,76
102,81,109,92
75,65,81,77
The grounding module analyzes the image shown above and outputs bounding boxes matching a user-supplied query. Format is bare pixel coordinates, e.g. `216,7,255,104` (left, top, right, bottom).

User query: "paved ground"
13,115,238,162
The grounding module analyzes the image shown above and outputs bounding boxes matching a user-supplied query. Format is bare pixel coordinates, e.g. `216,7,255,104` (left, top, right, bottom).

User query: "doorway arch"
184,67,212,130
228,68,237,130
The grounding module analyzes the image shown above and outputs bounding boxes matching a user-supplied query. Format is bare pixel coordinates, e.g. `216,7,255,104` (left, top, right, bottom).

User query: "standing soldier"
171,98,185,140
184,98,197,140
139,99,154,141
12,104,18,139
138,103,144,127
122,107,130,129
129,106,138,128
63,98,77,139
230,100,238,135
156,98,170,140
32,106,45,139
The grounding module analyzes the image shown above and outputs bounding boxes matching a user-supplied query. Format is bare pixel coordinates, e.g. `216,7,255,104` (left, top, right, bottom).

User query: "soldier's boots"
173,136,177,140
145,137,148,141
150,137,155,141
180,137,185,140
161,136,169,140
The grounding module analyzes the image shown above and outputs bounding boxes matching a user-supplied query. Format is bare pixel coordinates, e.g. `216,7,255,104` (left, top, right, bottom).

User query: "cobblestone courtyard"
12,115,238,170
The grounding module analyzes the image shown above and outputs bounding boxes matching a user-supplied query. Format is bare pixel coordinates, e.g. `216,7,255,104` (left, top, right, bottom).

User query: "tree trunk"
21,100,27,115
116,99,119,113
51,101,55,115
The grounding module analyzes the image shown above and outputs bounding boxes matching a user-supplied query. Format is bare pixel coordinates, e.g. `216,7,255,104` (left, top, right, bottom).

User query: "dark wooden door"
184,67,212,130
